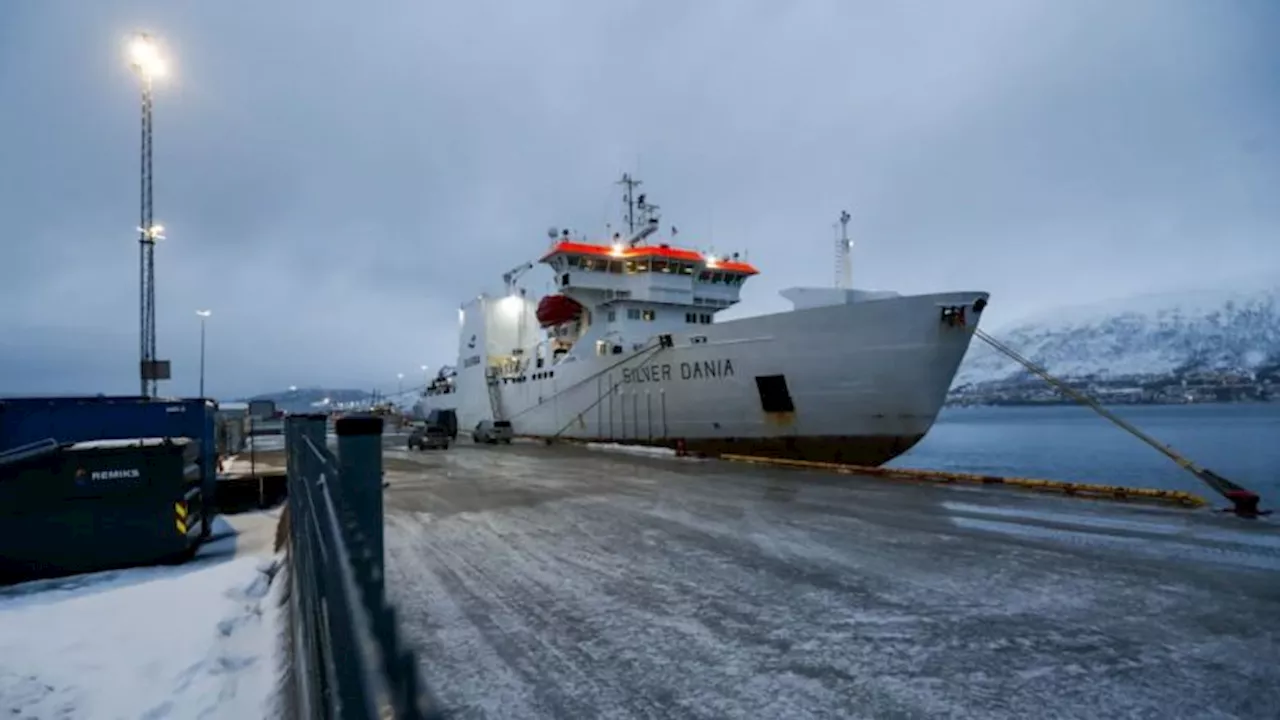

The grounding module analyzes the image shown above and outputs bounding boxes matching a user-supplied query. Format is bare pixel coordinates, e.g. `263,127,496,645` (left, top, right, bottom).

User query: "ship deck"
380,436,1279,719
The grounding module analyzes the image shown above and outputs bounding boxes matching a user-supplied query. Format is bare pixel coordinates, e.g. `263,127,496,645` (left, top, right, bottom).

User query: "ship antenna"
835,210,852,289
617,173,641,234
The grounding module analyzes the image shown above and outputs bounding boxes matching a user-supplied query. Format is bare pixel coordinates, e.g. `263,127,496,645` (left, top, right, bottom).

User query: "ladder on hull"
485,367,505,422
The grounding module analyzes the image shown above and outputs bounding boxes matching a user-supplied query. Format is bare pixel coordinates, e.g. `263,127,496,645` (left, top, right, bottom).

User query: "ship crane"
503,261,534,296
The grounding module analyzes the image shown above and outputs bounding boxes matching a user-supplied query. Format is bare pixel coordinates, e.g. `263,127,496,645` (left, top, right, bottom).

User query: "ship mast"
617,172,660,247
835,210,852,289
617,173,641,234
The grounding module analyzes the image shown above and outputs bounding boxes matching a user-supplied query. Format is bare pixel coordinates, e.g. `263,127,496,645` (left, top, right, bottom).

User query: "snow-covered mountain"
955,281,1280,387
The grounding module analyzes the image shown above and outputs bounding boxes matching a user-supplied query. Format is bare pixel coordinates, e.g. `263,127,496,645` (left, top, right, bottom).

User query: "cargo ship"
416,175,989,465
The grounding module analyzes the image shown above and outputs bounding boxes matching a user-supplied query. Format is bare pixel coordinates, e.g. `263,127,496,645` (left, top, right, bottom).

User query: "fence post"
284,417,294,487
297,414,327,483
285,413,328,720
336,414,385,588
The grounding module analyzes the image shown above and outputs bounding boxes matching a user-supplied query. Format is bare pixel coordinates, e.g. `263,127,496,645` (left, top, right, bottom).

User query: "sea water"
896,403,1280,505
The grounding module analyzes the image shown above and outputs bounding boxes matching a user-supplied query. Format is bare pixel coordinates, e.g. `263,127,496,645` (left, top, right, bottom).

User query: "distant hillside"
953,280,1280,399
238,387,373,414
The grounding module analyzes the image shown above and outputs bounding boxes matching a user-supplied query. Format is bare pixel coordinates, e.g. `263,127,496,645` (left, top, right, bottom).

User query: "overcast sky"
1,0,1277,399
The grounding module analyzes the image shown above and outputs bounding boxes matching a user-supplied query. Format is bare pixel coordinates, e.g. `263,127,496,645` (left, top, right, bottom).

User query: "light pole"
196,310,211,397
421,364,430,387
397,372,404,396
129,33,169,398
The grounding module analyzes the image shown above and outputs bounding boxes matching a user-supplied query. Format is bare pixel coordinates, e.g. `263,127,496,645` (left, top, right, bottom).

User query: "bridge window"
685,312,696,323
627,308,641,320
678,262,695,275
607,260,623,273
699,313,712,324
652,259,669,273
642,309,656,321
607,310,616,322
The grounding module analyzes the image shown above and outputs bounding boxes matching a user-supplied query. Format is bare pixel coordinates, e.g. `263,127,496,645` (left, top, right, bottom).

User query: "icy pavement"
381,441,1280,720
0,511,284,720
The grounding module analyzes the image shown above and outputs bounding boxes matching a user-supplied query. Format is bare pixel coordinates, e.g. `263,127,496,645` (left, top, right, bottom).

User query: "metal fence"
283,413,441,720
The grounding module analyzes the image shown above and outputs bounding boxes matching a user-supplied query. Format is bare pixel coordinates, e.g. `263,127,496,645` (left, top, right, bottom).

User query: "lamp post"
196,310,211,397
128,33,169,398
421,364,430,387
397,372,404,396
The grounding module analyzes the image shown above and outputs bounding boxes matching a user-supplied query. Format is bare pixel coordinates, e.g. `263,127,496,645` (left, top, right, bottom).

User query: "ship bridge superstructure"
540,237,758,316
532,174,759,362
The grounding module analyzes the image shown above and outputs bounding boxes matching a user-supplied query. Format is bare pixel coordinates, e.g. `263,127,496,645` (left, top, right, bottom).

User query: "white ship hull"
419,290,987,466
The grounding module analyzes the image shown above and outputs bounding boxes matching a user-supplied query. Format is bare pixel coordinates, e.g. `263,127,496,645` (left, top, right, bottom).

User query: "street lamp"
196,310,211,397
397,372,404,396
128,32,169,398
421,364,430,386
128,34,167,79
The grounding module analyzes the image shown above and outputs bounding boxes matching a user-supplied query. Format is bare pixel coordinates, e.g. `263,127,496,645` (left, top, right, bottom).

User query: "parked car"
426,409,458,440
472,420,513,444
408,424,450,451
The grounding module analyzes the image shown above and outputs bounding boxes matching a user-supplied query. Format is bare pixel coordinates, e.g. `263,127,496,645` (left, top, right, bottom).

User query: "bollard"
336,414,385,590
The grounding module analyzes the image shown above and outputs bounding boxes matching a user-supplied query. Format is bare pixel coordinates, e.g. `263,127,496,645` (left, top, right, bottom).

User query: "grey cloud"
1,0,1276,398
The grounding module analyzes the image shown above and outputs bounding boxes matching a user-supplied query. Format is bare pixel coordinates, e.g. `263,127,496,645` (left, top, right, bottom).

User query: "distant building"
214,402,249,454
247,399,276,419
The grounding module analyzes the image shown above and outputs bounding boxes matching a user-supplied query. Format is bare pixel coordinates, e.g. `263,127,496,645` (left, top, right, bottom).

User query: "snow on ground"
0,511,284,720
244,435,285,453
381,443,1280,719
584,442,679,459
239,431,336,456
509,439,698,460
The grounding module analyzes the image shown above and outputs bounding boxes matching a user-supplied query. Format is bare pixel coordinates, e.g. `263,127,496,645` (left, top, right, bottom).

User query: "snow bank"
0,552,284,719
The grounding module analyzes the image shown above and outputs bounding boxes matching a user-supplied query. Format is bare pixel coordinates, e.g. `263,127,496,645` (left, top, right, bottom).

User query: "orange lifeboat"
536,294,584,327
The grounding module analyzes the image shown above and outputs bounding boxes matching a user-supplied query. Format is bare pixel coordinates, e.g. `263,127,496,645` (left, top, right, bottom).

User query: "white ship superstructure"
417,175,989,466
